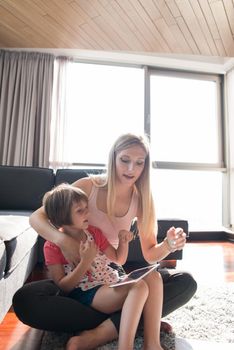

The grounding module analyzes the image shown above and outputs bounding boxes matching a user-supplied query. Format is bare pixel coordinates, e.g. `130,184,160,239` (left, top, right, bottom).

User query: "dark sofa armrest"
157,219,189,240
0,166,54,211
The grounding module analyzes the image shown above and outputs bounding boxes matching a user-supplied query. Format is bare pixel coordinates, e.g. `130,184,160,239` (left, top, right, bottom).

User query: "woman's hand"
60,235,81,267
166,226,186,251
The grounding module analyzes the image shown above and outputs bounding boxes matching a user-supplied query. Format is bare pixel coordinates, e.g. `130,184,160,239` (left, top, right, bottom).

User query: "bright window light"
50,61,225,231
151,169,223,230
65,63,144,164
150,75,219,163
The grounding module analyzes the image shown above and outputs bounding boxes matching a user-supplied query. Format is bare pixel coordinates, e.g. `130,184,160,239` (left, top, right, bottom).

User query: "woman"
13,133,197,349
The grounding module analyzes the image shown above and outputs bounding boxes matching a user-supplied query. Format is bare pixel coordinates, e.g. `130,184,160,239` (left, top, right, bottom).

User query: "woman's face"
115,145,147,186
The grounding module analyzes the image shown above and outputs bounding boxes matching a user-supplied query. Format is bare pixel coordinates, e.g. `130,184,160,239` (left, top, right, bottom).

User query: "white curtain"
226,68,234,229
49,56,73,169
0,50,54,167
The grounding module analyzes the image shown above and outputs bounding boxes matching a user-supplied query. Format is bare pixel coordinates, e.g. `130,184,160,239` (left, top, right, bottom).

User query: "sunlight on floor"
176,337,234,350
177,244,226,285
0,309,30,350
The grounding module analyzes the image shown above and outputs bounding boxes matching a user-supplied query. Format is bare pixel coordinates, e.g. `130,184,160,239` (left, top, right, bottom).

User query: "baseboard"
226,230,234,242
188,230,234,242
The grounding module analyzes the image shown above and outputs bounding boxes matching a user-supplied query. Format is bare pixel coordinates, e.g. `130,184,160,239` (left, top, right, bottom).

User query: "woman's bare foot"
66,319,118,350
160,321,173,333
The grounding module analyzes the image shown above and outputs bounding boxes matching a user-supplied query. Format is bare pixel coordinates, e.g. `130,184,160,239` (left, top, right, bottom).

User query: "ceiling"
0,0,234,71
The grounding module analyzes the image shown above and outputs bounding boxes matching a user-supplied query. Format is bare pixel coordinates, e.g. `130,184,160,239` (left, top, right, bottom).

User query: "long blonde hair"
92,133,156,237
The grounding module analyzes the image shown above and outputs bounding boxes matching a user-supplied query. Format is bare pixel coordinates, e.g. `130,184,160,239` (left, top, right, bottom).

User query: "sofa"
0,165,188,322
0,166,54,322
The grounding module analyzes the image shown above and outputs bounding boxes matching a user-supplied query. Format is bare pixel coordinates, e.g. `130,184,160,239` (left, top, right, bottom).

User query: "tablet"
109,263,159,288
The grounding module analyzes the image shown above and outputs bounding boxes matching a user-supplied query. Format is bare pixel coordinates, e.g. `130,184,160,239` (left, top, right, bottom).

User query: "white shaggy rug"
163,282,234,344
40,283,234,350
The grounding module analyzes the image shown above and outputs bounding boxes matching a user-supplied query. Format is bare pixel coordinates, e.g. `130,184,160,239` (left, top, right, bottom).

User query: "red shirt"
44,225,110,266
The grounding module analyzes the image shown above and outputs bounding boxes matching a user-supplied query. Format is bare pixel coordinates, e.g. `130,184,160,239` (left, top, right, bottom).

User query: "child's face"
70,200,89,230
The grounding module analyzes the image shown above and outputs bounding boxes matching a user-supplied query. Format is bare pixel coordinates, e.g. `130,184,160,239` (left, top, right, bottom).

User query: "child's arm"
104,230,133,265
47,240,97,293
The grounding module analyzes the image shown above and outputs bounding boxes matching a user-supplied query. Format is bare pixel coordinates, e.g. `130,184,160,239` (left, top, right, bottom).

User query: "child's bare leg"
66,281,148,350
66,319,117,350
118,280,149,350
143,272,164,350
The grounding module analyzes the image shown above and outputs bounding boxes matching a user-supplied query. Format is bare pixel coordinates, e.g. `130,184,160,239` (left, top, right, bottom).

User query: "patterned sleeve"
43,241,68,266
88,225,110,251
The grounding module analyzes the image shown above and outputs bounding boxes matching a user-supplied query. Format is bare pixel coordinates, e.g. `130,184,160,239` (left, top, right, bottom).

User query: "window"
150,74,220,164
65,62,144,165
51,60,227,231
152,169,223,230
148,71,224,230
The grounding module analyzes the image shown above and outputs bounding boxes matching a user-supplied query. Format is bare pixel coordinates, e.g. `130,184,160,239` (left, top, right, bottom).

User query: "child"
43,183,164,350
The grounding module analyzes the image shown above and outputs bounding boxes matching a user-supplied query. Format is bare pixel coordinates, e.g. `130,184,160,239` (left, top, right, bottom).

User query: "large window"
51,61,227,231
149,71,223,230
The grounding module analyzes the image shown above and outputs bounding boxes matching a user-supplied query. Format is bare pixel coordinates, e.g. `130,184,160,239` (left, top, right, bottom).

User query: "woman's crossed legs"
13,269,197,349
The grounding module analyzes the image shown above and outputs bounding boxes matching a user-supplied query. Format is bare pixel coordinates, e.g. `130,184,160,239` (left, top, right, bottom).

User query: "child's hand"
166,227,186,251
79,240,98,266
118,230,133,243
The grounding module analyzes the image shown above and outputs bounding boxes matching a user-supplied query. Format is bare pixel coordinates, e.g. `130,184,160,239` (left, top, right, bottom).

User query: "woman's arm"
139,226,186,264
30,207,80,265
30,206,64,244
104,230,133,265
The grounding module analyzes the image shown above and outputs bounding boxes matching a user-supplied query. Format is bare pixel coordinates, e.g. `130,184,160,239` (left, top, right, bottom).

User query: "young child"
43,183,164,350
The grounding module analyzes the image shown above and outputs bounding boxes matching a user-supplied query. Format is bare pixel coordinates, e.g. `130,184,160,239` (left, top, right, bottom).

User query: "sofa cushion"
0,239,6,279
0,216,31,241
0,210,33,216
0,165,55,211
0,216,38,275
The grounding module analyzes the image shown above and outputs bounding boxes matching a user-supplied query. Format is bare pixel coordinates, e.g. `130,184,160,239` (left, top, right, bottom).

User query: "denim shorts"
67,285,102,306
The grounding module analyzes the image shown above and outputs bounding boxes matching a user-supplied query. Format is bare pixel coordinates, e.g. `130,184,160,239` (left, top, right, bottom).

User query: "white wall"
226,69,234,230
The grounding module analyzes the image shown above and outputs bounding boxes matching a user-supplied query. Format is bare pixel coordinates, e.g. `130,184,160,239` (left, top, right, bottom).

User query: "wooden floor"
0,241,233,350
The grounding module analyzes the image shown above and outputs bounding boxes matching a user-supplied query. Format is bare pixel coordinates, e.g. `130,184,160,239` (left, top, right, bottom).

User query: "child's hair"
43,183,88,228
